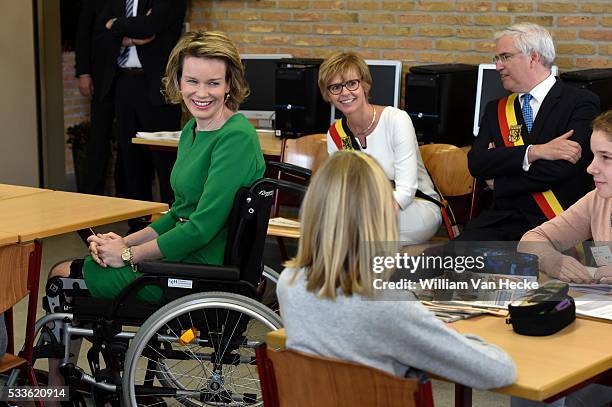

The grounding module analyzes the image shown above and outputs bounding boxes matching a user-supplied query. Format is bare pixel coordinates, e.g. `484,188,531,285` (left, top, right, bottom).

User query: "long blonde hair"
286,151,398,299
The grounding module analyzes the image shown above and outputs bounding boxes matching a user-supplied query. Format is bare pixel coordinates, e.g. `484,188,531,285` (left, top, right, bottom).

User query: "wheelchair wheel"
122,291,282,406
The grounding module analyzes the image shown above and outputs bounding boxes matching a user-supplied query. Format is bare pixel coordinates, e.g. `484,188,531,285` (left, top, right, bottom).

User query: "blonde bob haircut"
318,52,372,103
592,109,612,141
286,151,398,299
162,30,249,112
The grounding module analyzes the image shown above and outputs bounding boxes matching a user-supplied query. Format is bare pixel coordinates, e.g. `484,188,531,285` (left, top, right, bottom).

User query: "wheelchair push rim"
122,291,282,406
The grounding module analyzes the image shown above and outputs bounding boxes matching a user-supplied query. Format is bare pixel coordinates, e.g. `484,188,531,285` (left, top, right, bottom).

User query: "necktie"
521,93,533,133
117,0,134,66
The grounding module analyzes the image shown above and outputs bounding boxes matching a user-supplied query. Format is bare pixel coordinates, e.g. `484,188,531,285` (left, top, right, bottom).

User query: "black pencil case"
506,281,576,336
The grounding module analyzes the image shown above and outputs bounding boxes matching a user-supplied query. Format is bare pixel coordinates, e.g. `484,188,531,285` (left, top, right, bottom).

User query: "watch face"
122,248,131,262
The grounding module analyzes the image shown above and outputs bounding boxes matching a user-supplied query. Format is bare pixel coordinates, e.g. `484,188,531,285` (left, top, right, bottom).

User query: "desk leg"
455,384,472,407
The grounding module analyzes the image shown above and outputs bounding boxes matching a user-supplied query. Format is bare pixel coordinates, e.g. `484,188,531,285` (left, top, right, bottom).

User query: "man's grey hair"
494,23,555,69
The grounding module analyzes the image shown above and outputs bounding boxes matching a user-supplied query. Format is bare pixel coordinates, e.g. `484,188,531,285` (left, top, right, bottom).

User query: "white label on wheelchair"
168,278,193,289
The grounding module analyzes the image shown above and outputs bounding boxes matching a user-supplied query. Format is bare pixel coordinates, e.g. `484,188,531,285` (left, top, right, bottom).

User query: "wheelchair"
23,174,305,406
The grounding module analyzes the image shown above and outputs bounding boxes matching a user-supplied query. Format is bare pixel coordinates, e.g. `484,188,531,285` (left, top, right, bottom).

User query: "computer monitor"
239,54,292,126
473,63,559,136
330,59,402,123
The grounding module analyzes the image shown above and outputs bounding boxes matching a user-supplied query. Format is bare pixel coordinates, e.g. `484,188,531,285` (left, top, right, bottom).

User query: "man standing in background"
75,0,120,196
99,0,187,206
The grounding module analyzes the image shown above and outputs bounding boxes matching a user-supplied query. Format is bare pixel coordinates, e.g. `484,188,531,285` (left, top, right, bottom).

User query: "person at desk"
463,23,600,241
277,151,516,390
519,110,612,285
45,30,265,392
318,52,441,245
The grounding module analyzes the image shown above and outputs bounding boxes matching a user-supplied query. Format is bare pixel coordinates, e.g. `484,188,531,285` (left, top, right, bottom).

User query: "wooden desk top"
266,316,612,401
0,191,168,241
453,316,612,401
0,232,19,247
131,129,283,156
0,184,52,200
267,224,300,239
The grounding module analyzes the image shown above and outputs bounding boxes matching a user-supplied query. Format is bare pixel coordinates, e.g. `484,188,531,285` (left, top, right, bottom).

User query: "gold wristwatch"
121,247,137,272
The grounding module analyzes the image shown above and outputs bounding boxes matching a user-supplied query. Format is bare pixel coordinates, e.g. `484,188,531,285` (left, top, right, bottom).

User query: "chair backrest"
273,133,328,217
256,344,434,407
0,241,42,376
419,144,473,197
419,144,477,229
281,133,328,175
224,180,276,288
0,242,36,314
225,178,305,288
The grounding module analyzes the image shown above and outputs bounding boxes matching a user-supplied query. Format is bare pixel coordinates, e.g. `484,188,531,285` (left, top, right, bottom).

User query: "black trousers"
455,210,533,241
115,71,181,204
82,91,117,195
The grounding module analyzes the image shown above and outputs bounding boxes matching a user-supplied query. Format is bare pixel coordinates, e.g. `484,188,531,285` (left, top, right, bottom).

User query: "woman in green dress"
49,30,265,299
45,31,265,395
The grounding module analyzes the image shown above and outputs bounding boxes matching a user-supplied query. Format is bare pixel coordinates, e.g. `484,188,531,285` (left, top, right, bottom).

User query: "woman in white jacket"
319,52,441,245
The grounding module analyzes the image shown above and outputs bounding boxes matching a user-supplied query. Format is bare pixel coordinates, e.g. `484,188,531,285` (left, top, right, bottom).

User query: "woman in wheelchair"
50,30,265,299
277,151,517,390
41,31,284,406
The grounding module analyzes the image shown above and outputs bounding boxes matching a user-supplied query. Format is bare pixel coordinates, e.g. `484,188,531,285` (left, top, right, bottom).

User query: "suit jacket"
468,80,600,229
75,0,112,82
95,0,187,105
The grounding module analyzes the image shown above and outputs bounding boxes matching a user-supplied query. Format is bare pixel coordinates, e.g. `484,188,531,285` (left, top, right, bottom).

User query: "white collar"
520,73,556,104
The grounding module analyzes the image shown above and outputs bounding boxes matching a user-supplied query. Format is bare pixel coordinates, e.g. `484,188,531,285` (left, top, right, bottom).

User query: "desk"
266,315,612,404
0,191,168,242
131,129,283,157
266,223,300,239
0,232,19,247
0,184,51,200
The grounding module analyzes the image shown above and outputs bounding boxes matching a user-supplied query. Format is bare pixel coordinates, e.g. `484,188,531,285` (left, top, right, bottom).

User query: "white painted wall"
0,0,40,186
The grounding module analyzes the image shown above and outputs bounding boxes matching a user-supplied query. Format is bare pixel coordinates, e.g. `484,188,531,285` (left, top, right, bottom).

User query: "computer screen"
239,54,292,124
473,63,559,136
330,59,403,123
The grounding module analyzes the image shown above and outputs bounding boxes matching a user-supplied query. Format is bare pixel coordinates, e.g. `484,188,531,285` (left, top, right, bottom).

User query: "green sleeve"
149,209,178,236
156,131,261,261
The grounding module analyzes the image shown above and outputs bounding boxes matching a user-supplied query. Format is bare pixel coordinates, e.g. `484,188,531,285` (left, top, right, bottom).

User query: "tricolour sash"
328,118,360,151
497,94,563,220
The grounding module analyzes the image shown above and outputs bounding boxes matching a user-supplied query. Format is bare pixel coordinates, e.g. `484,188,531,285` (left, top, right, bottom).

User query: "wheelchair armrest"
138,261,240,281
266,161,312,180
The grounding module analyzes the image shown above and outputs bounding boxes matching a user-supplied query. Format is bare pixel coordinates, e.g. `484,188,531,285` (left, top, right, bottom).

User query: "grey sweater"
277,268,516,390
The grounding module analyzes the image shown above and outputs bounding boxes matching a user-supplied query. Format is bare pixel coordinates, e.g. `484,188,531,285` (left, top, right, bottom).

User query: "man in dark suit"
75,0,118,195
98,0,187,204
461,23,600,241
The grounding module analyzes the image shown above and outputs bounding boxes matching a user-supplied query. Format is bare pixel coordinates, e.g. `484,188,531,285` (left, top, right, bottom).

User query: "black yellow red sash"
328,118,360,151
497,94,563,220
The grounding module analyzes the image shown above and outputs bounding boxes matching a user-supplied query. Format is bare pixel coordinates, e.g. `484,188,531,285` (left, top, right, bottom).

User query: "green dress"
83,114,265,299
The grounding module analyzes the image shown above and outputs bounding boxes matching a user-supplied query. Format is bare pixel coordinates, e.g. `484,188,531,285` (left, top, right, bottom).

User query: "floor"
3,222,511,406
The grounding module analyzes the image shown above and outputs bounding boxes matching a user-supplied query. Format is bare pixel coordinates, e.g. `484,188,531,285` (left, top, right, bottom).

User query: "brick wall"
62,0,611,171
188,0,610,70
63,52,91,173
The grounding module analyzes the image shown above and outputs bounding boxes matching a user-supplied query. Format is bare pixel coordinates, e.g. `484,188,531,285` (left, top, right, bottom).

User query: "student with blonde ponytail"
277,150,516,390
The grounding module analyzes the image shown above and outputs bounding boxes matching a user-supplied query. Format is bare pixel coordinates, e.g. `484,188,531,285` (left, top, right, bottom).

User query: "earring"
225,93,230,102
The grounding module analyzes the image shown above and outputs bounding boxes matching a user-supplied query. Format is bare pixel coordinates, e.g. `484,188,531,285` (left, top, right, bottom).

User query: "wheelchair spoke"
123,292,282,406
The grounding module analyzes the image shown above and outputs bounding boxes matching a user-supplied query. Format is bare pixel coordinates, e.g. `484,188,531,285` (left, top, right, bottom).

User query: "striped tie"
521,93,534,133
117,0,134,66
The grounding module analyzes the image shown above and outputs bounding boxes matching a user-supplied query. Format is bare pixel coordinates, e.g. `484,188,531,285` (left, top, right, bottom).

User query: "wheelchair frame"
23,174,305,406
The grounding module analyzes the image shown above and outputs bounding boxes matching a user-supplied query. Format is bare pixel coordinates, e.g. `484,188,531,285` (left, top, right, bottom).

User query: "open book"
268,217,300,228
136,131,181,141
